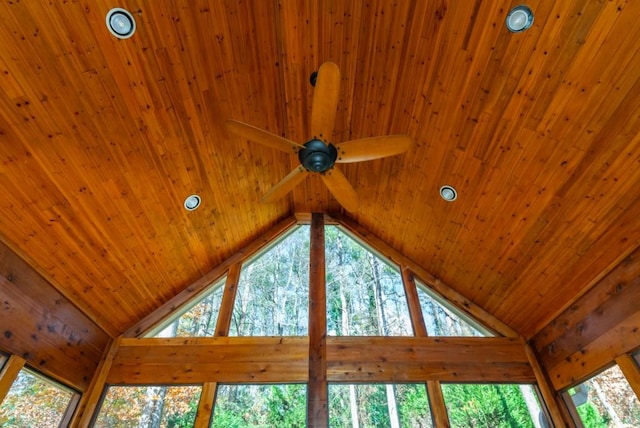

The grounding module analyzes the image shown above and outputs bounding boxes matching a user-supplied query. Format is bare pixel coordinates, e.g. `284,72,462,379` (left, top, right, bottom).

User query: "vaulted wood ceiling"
0,1,638,339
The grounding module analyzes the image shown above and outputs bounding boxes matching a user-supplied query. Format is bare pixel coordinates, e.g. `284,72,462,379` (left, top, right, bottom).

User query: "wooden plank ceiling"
0,1,638,339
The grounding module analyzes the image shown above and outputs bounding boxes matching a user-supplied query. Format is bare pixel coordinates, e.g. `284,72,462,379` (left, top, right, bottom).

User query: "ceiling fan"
226,62,413,212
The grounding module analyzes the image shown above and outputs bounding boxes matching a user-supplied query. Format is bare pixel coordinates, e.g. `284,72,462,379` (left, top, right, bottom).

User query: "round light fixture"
440,185,457,202
106,8,136,39
505,5,534,33
184,194,201,211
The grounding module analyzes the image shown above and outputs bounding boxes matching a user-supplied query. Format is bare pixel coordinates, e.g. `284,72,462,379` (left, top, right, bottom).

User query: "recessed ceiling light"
440,185,457,202
505,5,534,33
184,194,201,211
106,8,136,39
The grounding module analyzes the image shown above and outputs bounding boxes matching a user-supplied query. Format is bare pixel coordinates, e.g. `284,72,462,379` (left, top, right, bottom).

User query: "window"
568,364,640,427
329,383,433,427
0,368,76,427
325,226,413,336
229,226,310,336
211,384,306,427
148,277,226,337
416,280,490,337
95,385,201,427
441,383,543,427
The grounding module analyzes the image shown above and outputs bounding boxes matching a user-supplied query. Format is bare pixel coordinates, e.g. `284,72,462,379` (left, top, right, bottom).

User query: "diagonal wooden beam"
124,216,297,337
332,213,519,337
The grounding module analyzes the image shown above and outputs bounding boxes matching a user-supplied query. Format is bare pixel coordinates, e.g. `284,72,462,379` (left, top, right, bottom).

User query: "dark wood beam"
308,213,328,427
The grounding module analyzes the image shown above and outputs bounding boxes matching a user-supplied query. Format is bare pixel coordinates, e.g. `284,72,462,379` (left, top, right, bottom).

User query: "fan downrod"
298,139,337,173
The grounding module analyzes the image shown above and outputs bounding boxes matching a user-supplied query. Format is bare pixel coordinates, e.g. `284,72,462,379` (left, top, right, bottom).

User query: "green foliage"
576,403,608,428
166,397,200,428
211,384,306,428
442,384,535,428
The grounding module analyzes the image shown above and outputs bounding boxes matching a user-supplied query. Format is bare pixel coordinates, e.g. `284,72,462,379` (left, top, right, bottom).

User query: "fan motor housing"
299,139,338,173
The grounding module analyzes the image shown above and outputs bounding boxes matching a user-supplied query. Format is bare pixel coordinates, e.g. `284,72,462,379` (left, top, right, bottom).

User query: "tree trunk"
140,386,167,428
370,255,401,427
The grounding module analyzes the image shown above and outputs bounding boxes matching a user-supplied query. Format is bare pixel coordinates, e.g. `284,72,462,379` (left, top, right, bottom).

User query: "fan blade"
262,166,308,203
335,135,413,163
311,62,341,141
226,120,304,153
321,167,359,212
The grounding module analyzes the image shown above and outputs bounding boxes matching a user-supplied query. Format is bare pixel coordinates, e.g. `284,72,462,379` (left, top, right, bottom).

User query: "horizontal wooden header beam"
107,336,534,385
533,248,640,390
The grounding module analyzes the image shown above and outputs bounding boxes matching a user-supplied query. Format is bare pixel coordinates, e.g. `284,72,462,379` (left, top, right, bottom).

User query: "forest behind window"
0,368,75,427
150,277,226,338
229,226,310,336
416,280,488,337
211,384,306,427
569,364,640,427
95,385,201,427
325,226,413,336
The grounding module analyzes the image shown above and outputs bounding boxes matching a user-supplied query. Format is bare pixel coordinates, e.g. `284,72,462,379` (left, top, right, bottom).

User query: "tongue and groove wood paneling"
0,1,638,343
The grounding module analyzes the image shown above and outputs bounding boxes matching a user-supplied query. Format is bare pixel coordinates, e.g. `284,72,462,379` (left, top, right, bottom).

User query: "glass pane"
569,364,640,427
416,281,488,337
149,277,226,337
0,368,74,427
211,384,306,427
95,385,201,427
442,383,540,428
329,383,433,427
326,226,413,336
230,226,310,336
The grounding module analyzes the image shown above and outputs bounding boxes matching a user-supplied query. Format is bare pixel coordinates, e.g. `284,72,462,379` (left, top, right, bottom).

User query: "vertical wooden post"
402,267,450,427
0,355,26,403
69,336,122,428
616,354,640,399
522,339,576,427
215,263,242,337
308,213,328,427
194,382,218,428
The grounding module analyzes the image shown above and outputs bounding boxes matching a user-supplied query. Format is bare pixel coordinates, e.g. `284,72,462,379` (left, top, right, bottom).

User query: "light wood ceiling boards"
0,1,638,338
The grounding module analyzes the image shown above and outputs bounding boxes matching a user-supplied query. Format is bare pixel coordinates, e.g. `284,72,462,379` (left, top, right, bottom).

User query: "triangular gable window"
148,276,226,338
416,280,491,337
229,225,310,336
144,222,492,340
325,226,413,336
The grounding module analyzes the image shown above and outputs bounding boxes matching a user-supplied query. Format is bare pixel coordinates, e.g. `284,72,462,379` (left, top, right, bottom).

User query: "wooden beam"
124,215,297,337
308,213,328,427
0,247,109,391
401,267,428,337
616,353,640,400
402,267,450,426
522,339,576,428
326,337,534,383
106,336,535,385
194,382,217,428
333,214,519,337
0,355,25,403
547,312,640,390
215,263,242,337
427,381,450,428
533,249,640,390
69,336,122,428
107,337,309,384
